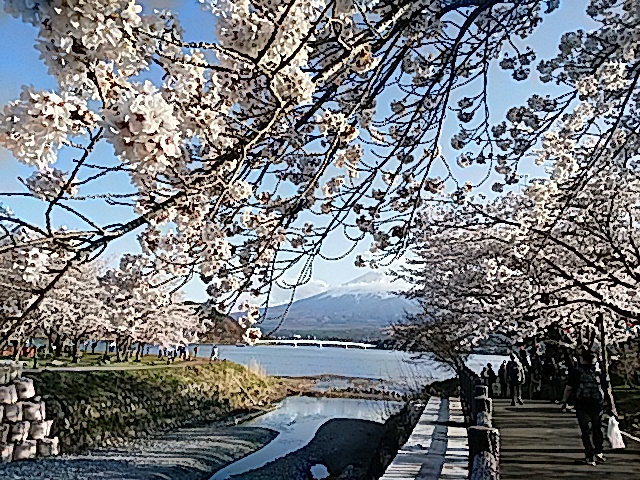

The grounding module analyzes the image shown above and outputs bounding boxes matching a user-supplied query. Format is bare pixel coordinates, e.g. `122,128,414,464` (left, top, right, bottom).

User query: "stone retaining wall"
365,400,425,479
0,361,59,463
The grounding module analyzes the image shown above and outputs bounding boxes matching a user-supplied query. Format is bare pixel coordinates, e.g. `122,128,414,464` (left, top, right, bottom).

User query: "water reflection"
210,397,402,480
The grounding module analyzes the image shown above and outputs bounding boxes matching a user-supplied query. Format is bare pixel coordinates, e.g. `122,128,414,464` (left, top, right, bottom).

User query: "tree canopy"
1,0,640,347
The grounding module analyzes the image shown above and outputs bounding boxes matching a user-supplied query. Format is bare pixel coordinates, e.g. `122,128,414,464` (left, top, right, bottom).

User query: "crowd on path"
478,341,627,468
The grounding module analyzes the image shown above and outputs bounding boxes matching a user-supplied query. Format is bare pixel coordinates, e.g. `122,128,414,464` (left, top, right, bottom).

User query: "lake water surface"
214,344,505,382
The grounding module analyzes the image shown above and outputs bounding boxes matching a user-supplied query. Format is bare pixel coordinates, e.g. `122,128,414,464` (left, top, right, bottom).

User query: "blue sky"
0,1,594,304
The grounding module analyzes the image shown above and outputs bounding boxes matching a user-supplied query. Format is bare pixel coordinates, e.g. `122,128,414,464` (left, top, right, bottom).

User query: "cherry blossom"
3,0,640,345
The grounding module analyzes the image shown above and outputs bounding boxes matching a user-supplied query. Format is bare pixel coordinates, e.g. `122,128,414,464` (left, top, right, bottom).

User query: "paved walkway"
381,397,468,480
491,398,640,479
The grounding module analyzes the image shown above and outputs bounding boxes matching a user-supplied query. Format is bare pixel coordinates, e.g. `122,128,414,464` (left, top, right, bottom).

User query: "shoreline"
0,365,428,479
0,390,416,480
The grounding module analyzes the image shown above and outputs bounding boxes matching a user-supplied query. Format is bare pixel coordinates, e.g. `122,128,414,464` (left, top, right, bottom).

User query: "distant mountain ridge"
248,272,419,339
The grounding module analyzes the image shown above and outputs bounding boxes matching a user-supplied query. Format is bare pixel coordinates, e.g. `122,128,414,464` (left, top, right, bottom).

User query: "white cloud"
263,278,330,307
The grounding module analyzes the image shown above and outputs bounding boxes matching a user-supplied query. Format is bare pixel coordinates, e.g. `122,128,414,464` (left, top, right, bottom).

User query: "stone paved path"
381,397,468,480
491,398,640,479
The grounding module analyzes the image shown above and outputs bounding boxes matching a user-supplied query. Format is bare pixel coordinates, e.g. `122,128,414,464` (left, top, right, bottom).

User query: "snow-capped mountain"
255,271,419,338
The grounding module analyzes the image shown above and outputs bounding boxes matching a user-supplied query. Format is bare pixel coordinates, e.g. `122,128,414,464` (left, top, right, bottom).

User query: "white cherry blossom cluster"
103,81,183,185
161,49,231,144
5,0,153,95
237,300,260,328
200,232,233,277
11,247,53,285
97,255,206,348
201,0,324,105
0,86,98,170
203,0,324,67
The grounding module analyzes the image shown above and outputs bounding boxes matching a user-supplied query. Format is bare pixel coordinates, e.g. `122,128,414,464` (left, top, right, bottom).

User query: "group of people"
479,354,526,406
156,344,220,363
157,345,190,363
479,344,617,467
480,344,569,407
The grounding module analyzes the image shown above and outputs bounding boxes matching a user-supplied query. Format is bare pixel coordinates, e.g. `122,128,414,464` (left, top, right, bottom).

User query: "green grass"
28,361,287,453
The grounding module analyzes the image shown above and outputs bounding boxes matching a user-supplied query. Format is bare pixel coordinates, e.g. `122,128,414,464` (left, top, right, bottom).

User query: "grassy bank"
29,360,287,453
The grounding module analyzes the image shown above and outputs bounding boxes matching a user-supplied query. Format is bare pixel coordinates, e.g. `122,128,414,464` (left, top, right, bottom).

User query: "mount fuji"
255,271,419,339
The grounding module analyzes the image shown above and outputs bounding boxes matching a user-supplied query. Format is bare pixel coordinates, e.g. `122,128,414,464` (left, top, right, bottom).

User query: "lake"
212,344,505,382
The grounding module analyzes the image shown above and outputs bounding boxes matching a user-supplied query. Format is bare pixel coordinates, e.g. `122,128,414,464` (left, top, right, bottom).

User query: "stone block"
29,420,53,440
468,426,500,460
13,378,35,400
0,423,9,444
470,451,500,480
9,421,30,443
4,402,23,422
0,368,9,386
22,401,45,421
473,395,492,415
0,443,14,463
13,440,36,461
37,437,59,457
0,385,18,404
0,361,22,383
475,385,489,397
476,411,492,428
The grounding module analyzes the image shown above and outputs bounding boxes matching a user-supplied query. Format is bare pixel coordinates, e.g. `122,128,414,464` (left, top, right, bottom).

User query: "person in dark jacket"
507,353,525,406
561,346,607,466
486,363,498,398
498,360,508,398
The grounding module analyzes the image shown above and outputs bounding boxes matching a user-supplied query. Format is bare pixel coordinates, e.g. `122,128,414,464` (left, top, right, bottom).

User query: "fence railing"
459,365,500,480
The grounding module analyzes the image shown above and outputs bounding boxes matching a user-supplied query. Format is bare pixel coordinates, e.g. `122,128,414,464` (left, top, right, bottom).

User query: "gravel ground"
0,422,278,480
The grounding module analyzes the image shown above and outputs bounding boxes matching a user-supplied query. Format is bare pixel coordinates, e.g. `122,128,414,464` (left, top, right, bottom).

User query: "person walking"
210,344,219,363
498,360,508,398
486,363,497,398
561,346,606,466
543,355,559,402
507,353,524,406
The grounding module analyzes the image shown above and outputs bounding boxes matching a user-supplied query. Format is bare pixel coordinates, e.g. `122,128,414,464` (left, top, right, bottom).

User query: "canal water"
210,396,404,479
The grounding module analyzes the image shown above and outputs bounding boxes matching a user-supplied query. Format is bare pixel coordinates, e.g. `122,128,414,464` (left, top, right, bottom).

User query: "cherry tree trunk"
71,339,81,363
46,332,56,354
13,340,22,361
53,337,63,358
116,339,124,362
